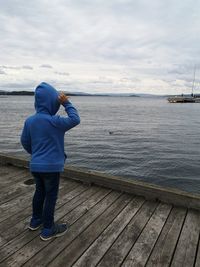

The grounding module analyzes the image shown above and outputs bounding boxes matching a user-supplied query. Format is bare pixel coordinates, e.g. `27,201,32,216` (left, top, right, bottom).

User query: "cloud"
22,65,33,70
0,65,33,70
0,81,36,91
0,0,200,94
0,70,6,75
40,64,53,69
54,71,70,76
1,65,21,70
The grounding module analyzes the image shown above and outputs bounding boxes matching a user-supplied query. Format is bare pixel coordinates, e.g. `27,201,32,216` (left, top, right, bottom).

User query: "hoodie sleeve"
52,100,80,132
21,120,32,154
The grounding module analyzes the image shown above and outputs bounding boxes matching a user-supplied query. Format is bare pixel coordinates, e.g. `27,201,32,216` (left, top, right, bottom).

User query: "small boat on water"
168,66,200,103
168,95,200,103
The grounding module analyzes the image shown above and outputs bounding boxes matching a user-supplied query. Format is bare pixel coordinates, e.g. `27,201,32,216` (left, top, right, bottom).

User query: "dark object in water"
109,131,114,135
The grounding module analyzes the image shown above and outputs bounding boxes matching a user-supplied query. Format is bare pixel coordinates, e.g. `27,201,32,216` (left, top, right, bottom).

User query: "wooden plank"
0,170,30,189
57,188,112,226
146,207,187,267
0,178,76,211
0,166,10,175
0,181,80,247
72,196,145,267
63,170,200,210
1,185,32,211
0,187,109,263
0,177,75,211
56,181,86,207
1,154,200,210
0,181,34,205
0,165,27,178
0,236,6,249
1,172,32,190
0,154,29,169
0,179,77,223
195,237,200,267
26,192,130,267
0,165,25,172
0,185,103,263
0,166,27,175
0,178,76,216
0,166,26,179
0,183,88,241
0,182,92,250
1,159,200,267
0,191,33,223
48,194,133,267
10,191,121,267
121,203,172,267
97,201,158,267
171,209,200,267
0,165,15,177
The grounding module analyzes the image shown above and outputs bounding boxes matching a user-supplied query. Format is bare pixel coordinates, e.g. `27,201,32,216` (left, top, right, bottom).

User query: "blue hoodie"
21,82,80,172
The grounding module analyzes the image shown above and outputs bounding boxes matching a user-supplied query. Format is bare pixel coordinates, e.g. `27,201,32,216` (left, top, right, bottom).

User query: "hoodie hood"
34,82,60,115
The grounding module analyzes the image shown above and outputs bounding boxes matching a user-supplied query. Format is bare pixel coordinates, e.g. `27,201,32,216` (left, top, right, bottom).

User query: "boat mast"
192,66,196,96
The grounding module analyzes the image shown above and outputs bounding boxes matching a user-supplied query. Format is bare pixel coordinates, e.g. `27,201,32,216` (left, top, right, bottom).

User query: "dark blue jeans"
31,172,60,229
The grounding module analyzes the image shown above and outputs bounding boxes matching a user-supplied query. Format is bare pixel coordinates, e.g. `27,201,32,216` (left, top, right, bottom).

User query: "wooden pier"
0,154,200,267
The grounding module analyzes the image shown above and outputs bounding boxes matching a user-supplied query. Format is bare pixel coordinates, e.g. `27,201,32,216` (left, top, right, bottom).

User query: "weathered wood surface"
0,163,200,267
0,185,105,261
146,207,187,267
196,241,200,267
121,203,172,267
1,153,200,211
97,201,158,267
170,209,200,267
73,196,145,267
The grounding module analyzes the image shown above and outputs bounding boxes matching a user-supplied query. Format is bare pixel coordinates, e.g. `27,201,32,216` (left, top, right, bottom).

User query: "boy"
21,82,80,241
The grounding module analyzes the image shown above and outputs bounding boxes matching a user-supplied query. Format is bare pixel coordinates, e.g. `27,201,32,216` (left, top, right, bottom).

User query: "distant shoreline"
1,90,193,98
0,91,139,97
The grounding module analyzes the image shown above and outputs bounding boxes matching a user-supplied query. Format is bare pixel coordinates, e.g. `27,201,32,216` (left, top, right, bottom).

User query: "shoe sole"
40,227,69,241
28,225,42,231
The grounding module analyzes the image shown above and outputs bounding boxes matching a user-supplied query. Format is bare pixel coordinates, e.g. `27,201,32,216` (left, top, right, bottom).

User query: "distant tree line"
0,90,140,97
0,91,85,96
0,91,34,95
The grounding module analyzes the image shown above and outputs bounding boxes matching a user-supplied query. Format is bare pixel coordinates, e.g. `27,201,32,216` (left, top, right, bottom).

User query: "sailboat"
168,67,200,103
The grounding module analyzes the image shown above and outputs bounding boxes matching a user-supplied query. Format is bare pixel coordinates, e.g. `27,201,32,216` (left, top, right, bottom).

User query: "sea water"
0,95,200,194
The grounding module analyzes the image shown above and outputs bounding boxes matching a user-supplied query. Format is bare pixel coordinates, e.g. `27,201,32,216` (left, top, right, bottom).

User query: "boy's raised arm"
53,93,80,132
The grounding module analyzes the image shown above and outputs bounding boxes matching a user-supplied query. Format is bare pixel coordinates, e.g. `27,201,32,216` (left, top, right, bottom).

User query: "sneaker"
28,218,42,231
40,223,69,241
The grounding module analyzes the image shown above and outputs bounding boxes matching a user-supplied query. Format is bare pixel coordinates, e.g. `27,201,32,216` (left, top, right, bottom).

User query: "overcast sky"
0,0,199,94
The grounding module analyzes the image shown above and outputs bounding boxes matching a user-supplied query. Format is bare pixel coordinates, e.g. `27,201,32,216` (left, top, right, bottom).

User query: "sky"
0,0,200,95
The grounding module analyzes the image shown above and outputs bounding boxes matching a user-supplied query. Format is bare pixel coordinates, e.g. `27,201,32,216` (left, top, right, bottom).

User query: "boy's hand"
58,92,70,104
